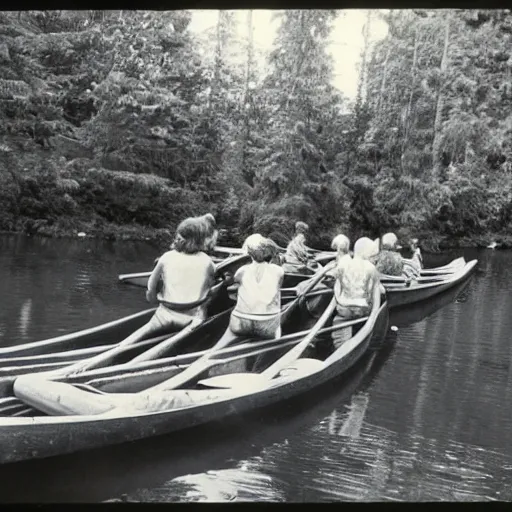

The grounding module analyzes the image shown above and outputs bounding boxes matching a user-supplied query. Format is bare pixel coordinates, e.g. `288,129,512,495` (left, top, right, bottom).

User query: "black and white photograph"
0,7,510,502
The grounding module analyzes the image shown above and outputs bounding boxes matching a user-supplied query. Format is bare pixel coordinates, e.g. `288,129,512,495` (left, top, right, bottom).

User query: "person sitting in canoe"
169,213,218,253
294,233,351,318
331,237,381,348
243,233,283,265
372,233,419,280
404,238,423,272
120,217,216,348
283,221,318,273
199,213,218,253
158,213,218,268
331,234,351,267
221,235,285,344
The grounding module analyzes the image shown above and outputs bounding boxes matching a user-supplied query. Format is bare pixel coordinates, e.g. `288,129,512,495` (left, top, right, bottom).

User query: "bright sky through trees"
188,9,389,100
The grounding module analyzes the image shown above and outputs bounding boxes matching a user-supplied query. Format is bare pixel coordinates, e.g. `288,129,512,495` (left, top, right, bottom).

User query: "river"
0,234,511,502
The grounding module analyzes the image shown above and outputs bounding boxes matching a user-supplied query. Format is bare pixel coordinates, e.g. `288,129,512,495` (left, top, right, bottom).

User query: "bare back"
334,255,378,309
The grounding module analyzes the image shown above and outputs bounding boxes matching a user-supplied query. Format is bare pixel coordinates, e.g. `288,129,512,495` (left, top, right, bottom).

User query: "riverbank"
2,221,511,253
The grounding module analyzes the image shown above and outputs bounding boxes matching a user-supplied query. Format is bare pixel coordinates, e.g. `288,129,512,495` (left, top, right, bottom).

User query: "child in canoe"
372,232,420,280
223,235,285,342
331,237,381,348
122,217,217,347
167,213,218,254
283,221,319,273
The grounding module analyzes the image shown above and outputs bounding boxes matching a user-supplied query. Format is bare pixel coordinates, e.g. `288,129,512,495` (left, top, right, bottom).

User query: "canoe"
0,288,389,464
120,256,467,289
0,342,397,502
0,266,334,389
384,259,477,308
380,257,466,284
389,275,473,328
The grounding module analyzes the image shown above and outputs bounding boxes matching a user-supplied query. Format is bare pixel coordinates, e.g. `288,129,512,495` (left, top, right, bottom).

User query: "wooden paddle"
143,264,335,393
63,254,251,376
56,279,228,377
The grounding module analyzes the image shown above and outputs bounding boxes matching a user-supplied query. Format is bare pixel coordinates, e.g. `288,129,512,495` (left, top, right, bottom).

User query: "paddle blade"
198,373,269,390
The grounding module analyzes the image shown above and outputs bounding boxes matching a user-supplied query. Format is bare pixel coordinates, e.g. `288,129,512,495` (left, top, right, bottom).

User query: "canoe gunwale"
385,260,477,307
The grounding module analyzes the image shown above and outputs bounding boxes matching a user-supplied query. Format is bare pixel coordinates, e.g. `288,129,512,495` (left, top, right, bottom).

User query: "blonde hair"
331,234,350,254
353,237,379,260
244,236,279,263
381,232,399,251
242,234,265,253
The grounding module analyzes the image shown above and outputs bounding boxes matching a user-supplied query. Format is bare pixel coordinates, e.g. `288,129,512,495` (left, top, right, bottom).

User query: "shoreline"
1,224,511,252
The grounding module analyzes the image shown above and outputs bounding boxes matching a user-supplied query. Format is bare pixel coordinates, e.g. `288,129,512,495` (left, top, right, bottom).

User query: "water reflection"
18,299,32,340
0,234,156,346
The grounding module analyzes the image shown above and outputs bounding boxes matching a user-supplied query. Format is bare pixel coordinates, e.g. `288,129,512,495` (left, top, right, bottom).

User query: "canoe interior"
0,294,389,465
0,291,375,420
0,292,333,411
0,285,235,361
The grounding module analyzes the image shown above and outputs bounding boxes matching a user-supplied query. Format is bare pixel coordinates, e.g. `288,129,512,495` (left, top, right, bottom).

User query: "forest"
0,9,511,251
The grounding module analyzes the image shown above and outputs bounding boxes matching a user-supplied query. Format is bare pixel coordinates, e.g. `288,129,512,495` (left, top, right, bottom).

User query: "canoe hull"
385,260,477,308
0,303,388,465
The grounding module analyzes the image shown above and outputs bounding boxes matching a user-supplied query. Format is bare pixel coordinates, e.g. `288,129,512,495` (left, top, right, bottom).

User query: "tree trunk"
359,10,372,104
432,14,451,178
241,10,254,181
285,11,307,112
401,28,420,170
354,10,371,138
376,43,391,120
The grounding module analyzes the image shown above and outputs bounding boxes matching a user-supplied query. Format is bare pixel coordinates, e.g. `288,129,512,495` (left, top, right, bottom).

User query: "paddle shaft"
261,296,337,379
59,278,230,375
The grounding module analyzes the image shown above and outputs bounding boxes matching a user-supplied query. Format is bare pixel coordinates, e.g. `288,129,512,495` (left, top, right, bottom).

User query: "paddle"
65,254,251,375
197,296,337,390
142,263,335,393
55,279,229,377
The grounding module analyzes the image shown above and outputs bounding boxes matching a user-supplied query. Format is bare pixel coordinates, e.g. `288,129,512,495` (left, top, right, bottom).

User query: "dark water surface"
0,235,511,502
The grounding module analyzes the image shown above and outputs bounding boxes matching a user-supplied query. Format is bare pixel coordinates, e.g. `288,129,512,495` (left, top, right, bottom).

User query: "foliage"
0,9,511,249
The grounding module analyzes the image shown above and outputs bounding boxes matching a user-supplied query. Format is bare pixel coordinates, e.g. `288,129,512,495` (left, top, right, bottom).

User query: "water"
0,235,511,502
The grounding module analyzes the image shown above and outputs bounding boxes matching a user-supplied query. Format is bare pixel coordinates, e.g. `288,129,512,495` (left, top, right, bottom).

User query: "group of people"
127,216,421,355
13,216,424,417
106,215,423,356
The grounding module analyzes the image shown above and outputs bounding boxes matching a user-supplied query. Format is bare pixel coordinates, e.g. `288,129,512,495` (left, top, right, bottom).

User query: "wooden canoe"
120,256,467,289
0,290,389,464
389,275,473,328
0,342,397,501
384,259,477,308
0,257,470,372
0,279,337,399
380,257,466,284
0,280,323,377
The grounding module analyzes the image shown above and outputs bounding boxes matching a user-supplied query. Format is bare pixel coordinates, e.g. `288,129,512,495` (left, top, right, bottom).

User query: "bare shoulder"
159,250,175,262
337,254,351,268
273,263,285,276
364,260,378,273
